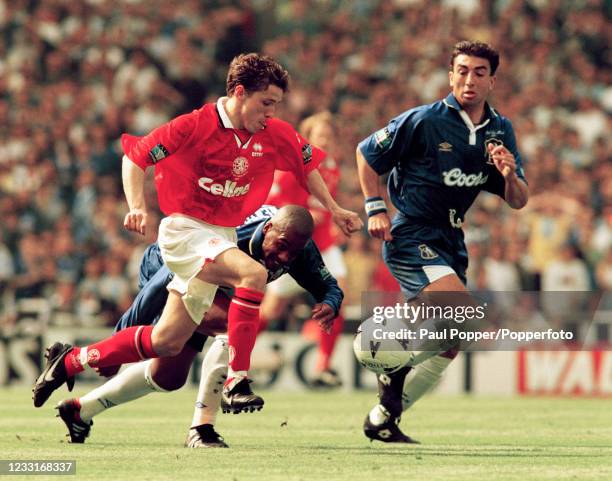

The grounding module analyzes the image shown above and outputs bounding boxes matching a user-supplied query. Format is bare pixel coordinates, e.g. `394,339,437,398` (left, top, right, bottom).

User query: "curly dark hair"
450,41,500,75
226,53,290,96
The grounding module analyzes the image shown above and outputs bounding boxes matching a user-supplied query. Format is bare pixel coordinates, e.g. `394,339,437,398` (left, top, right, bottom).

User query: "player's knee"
238,263,267,291
151,335,185,357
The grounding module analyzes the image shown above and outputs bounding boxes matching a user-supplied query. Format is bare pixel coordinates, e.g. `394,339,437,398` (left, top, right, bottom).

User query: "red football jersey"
266,156,340,251
266,170,309,208
121,99,323,227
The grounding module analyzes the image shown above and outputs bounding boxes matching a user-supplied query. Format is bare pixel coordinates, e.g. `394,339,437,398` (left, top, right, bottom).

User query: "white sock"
191,335,228,428
78,360,163,422
368,404,391,426
401,355,452,411
226,368,247,382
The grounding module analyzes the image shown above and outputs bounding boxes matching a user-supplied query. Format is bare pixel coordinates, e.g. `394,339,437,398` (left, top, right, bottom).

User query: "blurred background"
0,0,609,393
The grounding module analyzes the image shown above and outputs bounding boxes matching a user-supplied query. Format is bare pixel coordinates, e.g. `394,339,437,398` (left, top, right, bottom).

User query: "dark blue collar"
248,220,267,262
443,93,498,121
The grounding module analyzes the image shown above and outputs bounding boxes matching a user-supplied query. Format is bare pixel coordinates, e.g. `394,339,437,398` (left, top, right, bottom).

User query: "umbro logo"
439,142,453,152
98,398,117,409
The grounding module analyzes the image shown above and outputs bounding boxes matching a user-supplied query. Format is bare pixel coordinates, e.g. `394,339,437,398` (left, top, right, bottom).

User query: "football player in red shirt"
33,54,362,413
263,111,347,387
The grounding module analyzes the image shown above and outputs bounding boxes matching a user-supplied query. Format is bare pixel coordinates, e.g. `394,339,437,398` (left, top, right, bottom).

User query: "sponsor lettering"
198,177,251,197
518,351,612,396
442,168,488,187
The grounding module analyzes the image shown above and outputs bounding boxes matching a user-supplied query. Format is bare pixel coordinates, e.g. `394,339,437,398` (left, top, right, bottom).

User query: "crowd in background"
0,0,610,328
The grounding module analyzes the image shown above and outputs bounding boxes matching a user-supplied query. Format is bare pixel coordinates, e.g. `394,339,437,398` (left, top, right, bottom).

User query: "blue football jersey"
359,93,526,227
116,206,343,333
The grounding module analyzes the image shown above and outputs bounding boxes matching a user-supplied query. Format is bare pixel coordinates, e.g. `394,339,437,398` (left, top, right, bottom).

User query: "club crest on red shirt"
232,156,249,177
87,348,101,366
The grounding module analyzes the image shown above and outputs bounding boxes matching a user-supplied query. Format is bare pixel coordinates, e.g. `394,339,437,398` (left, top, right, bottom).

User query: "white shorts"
158,215,237,323
266,245,347,297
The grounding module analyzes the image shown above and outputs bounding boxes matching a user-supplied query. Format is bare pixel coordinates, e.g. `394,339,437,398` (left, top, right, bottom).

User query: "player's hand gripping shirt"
121,98,323,227
358,93,526,227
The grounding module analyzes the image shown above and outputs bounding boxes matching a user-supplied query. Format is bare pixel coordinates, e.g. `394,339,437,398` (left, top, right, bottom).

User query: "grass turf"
2,386,611,481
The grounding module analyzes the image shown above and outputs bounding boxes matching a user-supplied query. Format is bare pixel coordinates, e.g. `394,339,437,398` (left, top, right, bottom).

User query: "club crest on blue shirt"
374,127,392,151
485,138,504,164
148,144,169,163
418,244,439,260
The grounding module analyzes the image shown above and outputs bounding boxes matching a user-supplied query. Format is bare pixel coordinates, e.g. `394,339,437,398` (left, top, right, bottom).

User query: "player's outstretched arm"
289,240,344,332
122,155,148,235
356,147,392,241
306,169,363,236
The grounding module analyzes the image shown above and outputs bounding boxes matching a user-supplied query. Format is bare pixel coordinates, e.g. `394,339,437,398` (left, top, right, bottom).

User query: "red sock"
317,315,344,372
64,325,158,377
227,287,264,376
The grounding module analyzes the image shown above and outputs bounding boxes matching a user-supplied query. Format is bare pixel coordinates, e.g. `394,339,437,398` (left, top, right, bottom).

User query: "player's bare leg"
56,296,229,443
365,273,468,443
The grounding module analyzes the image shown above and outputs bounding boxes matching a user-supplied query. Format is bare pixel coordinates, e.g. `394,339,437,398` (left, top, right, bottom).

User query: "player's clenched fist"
124,209,148,235
332,208,363,237
368,212,393,241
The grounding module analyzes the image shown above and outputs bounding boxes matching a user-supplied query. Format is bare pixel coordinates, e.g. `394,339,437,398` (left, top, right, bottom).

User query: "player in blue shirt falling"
46,205,343,447
356,41,529,443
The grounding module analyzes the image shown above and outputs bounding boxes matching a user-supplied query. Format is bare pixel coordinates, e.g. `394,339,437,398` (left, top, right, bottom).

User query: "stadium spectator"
0,0,607,352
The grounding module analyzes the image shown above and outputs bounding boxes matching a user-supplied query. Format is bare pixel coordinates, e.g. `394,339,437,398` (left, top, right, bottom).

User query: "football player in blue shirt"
356,41,528,443
51,205,343,447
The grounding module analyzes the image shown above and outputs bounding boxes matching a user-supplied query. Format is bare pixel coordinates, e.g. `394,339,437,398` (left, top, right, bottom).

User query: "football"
352,327,414,375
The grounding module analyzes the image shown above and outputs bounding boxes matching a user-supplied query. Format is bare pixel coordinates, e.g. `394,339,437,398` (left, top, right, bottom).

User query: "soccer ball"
352,327,414,375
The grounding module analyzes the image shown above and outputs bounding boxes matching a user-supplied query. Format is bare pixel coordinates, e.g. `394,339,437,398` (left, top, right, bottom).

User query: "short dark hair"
226,53,290,96
272,205,314,239
450,41,500,75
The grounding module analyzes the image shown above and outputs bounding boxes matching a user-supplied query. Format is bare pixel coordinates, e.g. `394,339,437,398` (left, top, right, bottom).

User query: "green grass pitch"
2,386,611,481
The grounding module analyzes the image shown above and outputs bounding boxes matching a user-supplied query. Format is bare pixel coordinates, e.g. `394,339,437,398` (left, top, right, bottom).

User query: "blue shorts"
114,244,208,352
382,213,468,299
114,244,171,333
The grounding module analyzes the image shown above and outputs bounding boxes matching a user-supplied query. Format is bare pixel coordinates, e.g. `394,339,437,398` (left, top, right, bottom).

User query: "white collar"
217,96,254,149
216,97,234,129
